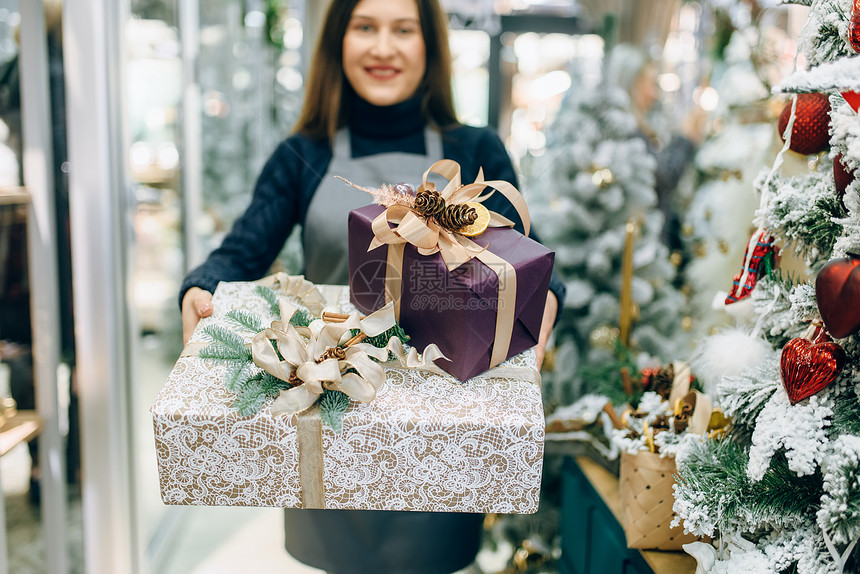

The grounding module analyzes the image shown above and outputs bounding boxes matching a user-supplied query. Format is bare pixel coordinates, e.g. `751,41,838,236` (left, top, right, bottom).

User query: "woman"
606,43,705,252
180,0,565,571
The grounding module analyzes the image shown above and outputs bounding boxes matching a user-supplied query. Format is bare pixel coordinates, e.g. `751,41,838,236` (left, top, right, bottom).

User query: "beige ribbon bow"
252,300,447,415
367,159,531,271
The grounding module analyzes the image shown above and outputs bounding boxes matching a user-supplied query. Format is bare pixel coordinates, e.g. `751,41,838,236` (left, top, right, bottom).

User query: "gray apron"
286,127,484,574
302,127,443,285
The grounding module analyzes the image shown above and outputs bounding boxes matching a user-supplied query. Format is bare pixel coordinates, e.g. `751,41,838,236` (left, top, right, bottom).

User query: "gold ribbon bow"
342,159,532,370
255,272,327,316
366,159,531,270
252,300,448,415
252,300,392,415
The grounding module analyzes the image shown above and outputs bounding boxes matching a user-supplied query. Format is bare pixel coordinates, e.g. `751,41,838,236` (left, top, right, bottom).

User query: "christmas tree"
673,0,860,571
522,74,689,408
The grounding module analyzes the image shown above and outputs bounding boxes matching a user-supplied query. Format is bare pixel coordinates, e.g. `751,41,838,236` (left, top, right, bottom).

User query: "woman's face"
342,0,427,107
632,62,660,114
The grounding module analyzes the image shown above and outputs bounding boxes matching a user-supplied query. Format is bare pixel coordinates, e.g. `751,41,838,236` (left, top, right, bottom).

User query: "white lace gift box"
151,278,545,513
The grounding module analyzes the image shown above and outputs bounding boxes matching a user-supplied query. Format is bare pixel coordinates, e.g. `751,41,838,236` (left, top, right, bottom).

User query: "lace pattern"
152,280,544,513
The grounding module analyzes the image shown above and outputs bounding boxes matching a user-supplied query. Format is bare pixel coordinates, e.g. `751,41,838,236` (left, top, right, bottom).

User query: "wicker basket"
619,450,699,550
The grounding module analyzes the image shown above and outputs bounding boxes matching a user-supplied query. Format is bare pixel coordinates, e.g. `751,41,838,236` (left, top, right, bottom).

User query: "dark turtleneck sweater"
180,93,566,309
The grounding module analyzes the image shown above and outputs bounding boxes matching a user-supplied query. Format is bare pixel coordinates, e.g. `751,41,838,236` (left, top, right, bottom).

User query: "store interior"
3,0,859,573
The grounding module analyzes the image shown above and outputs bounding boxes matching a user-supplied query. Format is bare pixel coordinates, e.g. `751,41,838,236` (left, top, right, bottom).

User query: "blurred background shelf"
0,188,29,206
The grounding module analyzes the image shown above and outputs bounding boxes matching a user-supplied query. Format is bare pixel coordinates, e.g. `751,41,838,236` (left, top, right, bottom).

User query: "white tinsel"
747,391,833,481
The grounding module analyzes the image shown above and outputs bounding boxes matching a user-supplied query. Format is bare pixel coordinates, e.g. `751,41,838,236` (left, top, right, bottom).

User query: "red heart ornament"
842,91,860,113
815,255,860,338
780,337,846,404
853,0,860,53
834,153,855,203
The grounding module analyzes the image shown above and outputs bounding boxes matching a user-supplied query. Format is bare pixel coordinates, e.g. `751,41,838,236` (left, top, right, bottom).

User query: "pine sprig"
225,309,264,333
201,323,245,348
319,389,350,432
254,285,281,317
259,371,289,394
676,439,822,534
819,436,860,546
716,356,780,431
233,387,274,417
289,309,313,327
766,265,800,293
231,371,290,417
579,340,640,406
764,174,843,264
199,324,251,362
831,397,860,437
224,360,255,393
350,324,410,350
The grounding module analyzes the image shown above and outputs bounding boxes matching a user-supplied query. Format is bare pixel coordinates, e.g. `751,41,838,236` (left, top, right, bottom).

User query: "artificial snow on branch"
776,57,860,94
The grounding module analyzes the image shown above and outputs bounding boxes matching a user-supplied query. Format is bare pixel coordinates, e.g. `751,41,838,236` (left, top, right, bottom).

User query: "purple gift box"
348,204,554,381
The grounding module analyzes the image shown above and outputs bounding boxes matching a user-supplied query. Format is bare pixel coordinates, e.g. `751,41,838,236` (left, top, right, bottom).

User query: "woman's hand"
182,287,214,345
535,291,558,369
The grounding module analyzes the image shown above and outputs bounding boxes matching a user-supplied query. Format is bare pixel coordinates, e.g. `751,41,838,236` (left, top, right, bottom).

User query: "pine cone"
437,203,478,232
649,365,674,400
288,371,303,387
414,188,445,217
320,346,347,361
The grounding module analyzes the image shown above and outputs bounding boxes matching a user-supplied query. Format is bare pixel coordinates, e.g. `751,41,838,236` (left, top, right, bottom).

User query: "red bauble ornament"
778,93,832,155
815,254,860,338
834,153,855,204
780,333,846,405
851,0,860,53
842,91,860,113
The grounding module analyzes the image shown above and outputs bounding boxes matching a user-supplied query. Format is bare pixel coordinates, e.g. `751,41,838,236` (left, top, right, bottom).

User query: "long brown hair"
293,0,459,141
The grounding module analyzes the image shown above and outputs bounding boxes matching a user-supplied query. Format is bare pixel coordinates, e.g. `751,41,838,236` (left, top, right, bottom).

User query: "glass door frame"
64,0,139,572
19,1,67,571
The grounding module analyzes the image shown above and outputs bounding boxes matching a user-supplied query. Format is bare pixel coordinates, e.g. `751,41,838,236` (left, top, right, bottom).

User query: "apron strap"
333,128,351,160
